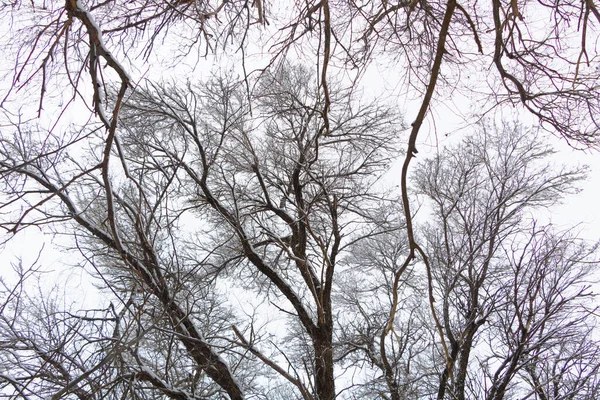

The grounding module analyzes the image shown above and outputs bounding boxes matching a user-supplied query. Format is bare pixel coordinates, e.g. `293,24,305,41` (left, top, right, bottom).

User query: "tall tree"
413,123,598,400
1,65,403,399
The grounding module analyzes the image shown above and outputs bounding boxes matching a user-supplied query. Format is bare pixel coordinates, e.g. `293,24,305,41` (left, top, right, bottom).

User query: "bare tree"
0,65,403,399
2,0,600,399
484,227,599,400
335,227,434,399
2,82,599,399
413,122,599,400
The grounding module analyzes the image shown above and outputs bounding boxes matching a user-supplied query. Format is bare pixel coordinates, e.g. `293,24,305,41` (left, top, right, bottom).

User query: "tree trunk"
314,326,335,400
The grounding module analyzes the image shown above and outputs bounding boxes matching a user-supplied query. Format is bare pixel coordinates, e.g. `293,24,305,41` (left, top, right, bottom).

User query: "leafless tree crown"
1,0,599,399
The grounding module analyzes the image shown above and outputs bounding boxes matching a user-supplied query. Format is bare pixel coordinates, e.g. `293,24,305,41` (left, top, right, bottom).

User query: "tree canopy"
1,1,599,399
